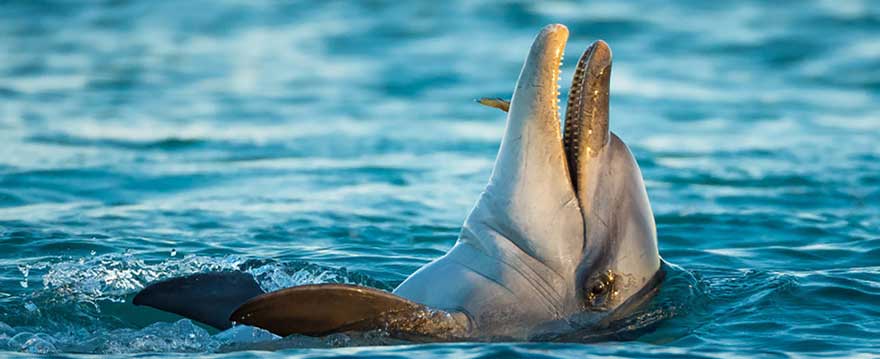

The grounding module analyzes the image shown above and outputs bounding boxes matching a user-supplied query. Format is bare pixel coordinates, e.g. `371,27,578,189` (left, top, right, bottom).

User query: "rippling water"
1,0,878,357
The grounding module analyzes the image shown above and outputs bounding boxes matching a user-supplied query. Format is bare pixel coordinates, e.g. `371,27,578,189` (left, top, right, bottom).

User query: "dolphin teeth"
562,44,590,192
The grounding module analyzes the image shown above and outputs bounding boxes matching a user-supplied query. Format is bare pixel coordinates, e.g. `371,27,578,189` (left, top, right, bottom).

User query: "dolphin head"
475,23,662,336
395,24,662,339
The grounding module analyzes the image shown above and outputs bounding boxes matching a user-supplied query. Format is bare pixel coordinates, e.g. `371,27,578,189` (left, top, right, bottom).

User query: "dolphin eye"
590,282,607,295
585,270,616,310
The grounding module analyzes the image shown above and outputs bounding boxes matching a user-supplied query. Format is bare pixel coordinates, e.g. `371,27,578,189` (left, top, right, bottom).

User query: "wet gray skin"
393,24,662,340
133,24,663,343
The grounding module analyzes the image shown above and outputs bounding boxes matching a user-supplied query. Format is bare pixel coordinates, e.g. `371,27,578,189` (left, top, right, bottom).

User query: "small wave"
0,253,385,354
29,133,207,151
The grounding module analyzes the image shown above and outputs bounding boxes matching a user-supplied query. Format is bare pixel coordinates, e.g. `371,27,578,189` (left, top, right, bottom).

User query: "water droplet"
24,302,37,312
17,264,29,277
18,264,29,288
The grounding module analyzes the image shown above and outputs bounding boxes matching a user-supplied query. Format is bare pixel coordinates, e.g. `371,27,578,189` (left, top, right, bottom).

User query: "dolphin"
133,24,663,342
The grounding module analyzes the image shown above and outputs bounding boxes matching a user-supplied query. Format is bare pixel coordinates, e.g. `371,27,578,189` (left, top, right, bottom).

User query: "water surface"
1,0,878,357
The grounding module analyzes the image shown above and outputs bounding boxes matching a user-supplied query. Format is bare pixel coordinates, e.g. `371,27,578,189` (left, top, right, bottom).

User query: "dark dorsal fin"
133,271,265,330
230,284,469,340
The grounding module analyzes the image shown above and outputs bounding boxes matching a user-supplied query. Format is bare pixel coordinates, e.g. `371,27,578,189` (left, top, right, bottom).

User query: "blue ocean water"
1,0,879,357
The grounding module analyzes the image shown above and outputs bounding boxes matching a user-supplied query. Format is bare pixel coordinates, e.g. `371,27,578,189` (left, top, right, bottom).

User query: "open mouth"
478,26,612,197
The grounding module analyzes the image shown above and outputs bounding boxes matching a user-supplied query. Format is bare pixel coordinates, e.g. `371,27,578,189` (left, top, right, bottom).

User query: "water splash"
0,253,386,354
38,253,247,305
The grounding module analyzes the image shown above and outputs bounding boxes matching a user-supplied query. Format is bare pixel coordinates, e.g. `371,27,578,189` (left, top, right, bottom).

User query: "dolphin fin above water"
229,284,469,339
134,272,469,339
133,271,265,330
